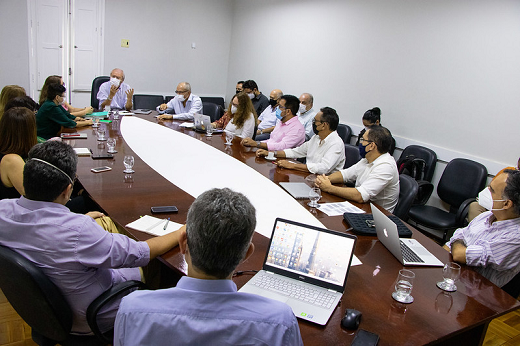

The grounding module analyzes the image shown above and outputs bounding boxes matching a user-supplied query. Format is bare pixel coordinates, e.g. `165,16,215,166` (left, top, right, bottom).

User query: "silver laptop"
192,114,224,133
279,182,312,199
371,204,443,266
239,218,357,325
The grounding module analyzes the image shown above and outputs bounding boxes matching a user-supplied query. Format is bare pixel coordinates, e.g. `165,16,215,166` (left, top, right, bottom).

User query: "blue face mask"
275,107,283,120
359,142,369,158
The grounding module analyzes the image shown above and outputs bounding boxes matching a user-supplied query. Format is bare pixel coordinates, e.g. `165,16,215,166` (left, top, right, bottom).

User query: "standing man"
97,68,134,111
255,89,283,140
298,93,317,141
241,95,305,151
243,80,269,116
114,188,303,346
156,82,202,121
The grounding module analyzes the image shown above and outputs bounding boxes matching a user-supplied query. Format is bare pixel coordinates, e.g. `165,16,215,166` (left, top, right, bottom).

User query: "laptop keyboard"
251,272,337,309
400,241,424,263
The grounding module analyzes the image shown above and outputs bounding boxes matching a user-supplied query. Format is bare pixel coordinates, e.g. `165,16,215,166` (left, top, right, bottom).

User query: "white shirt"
340,152,399,212
297,107,317,141
257,105,277,130
156,94,202,121
283,131,345,175
97,81,132,110
224,113,255,138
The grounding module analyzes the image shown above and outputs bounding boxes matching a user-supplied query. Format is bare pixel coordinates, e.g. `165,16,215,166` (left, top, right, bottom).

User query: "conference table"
67,113,519,345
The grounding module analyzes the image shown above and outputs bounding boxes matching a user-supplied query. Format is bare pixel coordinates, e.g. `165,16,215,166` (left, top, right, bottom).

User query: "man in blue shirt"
114,188,303,346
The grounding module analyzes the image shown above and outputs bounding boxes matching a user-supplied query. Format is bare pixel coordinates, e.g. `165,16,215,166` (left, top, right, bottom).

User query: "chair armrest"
455,198,477,227
413,180,434,206
86,280,147,343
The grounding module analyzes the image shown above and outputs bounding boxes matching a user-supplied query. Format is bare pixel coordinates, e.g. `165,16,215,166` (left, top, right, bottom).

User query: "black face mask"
269,98,277,107
312,122,319,135
236,89,242,94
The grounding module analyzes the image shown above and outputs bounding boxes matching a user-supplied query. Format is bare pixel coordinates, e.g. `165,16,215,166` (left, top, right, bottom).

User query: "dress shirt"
156,94,202,121
36,100,76,139
224,113,255,138
97,81,132,110
114,276,303,346
252,92,269,116
283,131,345,174
264,116,305,151
0,197,149,334
258,105,277,130
339,152,399,212
297,107,317,141
446,211,520,287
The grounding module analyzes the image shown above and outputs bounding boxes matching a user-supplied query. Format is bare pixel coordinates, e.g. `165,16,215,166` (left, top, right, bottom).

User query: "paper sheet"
126,215,184,236
316,201,365,217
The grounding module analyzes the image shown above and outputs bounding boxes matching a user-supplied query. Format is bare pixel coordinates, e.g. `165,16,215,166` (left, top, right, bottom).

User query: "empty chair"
336,124,353,144
133,94,164,110
408,158,488,242
344,143,361,169
397,145,438,205
165,95,175,103
394,174,419,221
91,76,109,110
200,96,225,108
398,145,437,182
202,102,221,122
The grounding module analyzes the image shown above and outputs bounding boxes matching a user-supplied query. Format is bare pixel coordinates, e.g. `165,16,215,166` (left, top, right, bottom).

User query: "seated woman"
4,96,46,143
0,85,26,120
36,83,92,140
39,75,93,117
0,107,38,199
355,107,396,155
222,92,256,138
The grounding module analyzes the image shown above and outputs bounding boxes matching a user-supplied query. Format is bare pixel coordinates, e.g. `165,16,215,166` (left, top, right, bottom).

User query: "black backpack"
396,155,426,181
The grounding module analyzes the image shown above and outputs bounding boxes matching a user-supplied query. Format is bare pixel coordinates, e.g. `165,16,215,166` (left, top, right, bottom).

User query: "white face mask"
299,103,308,114
477,187,506,211
231,105,238,114
110,77,121,88
177,94,185,102
247,93,254,99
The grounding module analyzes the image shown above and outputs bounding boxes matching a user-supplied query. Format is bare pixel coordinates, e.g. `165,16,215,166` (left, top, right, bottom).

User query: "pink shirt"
264,116,305,151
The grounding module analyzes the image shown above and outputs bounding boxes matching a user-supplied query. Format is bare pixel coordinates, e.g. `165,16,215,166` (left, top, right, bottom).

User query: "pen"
163,217,170,230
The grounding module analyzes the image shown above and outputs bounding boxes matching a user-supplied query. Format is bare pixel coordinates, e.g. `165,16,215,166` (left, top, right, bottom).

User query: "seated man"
444,169,520,288
235,80,244,94
156,82,202,121
315,126,399,212
243,79,269,116
114,188,303,346
241,95,305,151
255,89,283,140
256,107,345,175
0,141,181,334
298,93,318,141
97,68,134,111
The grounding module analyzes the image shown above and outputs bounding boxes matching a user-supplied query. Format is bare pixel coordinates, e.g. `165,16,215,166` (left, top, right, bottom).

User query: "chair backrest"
91,76,110,110
165,95,175,103
437,158,488,208
133,94,164,110
200,96,225,108
202,102,221,122
344,143,361,169
0,245,72,341
399,145,438,182
394,174,419,221
336,124,353,144
502,271,520,299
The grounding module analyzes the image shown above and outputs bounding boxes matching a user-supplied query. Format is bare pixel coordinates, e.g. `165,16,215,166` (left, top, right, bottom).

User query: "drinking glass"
308,187,321,207
104,105,111,114
107,137,117,153
225,131,234,145
392,269,415,303
113,110,120,120
436,262,461,292
92,116,100,128
96,126,106,141
123,155,135,174
205,121,214,137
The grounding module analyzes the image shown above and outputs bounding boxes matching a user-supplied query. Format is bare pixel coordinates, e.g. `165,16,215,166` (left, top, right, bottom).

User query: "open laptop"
193,113,224,133
371,204,443,266
239,218,357,325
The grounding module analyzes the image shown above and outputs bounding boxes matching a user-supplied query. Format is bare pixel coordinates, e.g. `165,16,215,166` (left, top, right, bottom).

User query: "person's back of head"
46,83,66,102
280,95,300,116
367,125,392,154
320,107,339,131
363,107,381,125
0,85,26,116
186,188,256,279
39,75,62,105
0,107,37,158
23,141,77,202
5,96,39,113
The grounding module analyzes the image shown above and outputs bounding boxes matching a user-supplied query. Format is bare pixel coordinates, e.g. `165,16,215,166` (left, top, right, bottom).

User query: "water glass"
107,137,117,153
205,121,214,137
104,105,111,114
392,269,415,303
308,187,321,208
436,262,461,292
113,110,120,120
92,116,100,128
123,155,135,174
96,126,106,141
225,131,234,145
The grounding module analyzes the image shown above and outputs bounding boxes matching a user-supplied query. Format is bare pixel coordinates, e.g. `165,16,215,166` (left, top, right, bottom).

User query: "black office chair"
202,102,221,122
91,76,109,110
336,124,353,144
200,96,225,109
397,145,438,205
344,143,361,169
165,95,175,103
0,244,144,346
502,271,520,299
394,174,419,221
133,94,165,110
408,158,488,242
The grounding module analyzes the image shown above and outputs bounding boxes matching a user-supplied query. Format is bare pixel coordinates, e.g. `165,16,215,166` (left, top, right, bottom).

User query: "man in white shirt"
315,126,399,212
156,82,202,121
256,107,345,175
255,89,283,140
97,68,134,111
298,93,317,141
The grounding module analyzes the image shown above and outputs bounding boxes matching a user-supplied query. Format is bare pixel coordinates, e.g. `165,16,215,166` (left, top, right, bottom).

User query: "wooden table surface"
69,114,519,345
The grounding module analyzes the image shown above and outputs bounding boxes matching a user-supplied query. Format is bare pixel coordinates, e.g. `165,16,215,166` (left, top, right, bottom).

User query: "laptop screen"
264,218,357,291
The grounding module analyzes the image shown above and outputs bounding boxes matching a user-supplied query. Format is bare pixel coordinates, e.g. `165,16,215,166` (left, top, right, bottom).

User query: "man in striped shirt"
444,169,520,287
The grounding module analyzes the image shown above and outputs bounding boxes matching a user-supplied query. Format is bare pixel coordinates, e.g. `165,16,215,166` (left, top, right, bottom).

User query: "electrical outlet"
121,39,129,48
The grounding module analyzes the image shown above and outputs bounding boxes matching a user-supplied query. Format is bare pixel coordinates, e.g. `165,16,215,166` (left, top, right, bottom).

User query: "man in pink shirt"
241,95,305,151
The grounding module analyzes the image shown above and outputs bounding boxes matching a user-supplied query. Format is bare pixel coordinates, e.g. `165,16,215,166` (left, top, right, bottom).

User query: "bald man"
97,68,134,111
298,93,317,141
255,89,283,141
157,82,202,121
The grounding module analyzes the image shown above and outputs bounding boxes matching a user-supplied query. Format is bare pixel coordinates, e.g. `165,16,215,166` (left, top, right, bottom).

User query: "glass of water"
123,155,135,174
436,262,461,292
96,126,106,141
205,121,214,137
225,131,234,145
113,110,120,120
92,116,100,128
392,269,415,303
308,187,321,208
104,105,111,114
107,137,117,153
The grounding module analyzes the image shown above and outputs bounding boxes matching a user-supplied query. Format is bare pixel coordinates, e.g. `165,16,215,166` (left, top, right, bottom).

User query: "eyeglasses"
278,105,286,111
175,90,188,94
312,119,324,125
359,138,373,144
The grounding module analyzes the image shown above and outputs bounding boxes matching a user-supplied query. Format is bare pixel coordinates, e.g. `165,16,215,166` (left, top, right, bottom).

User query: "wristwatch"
256,141,261,148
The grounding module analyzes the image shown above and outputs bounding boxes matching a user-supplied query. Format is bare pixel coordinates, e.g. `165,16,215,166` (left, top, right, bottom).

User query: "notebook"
371,204,443,267
279,182,312,199
239,218,357,325
126,215,183,236
343,212,412,238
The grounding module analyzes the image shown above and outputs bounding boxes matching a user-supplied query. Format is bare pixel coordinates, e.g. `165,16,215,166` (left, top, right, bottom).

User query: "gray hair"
181,82,191,92
186,188,256,278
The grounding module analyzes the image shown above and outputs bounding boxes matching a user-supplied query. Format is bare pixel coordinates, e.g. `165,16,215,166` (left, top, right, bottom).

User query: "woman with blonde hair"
0,85,26,120
39,75,93,117
223,92,257,138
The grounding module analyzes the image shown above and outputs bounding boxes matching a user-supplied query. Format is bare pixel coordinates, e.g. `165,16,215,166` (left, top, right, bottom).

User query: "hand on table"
315,174,332,192
275,160,294,169
159,103,167,111
256,149,268,157
241,137,256,147
86,211,105,219
157,114,173,120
